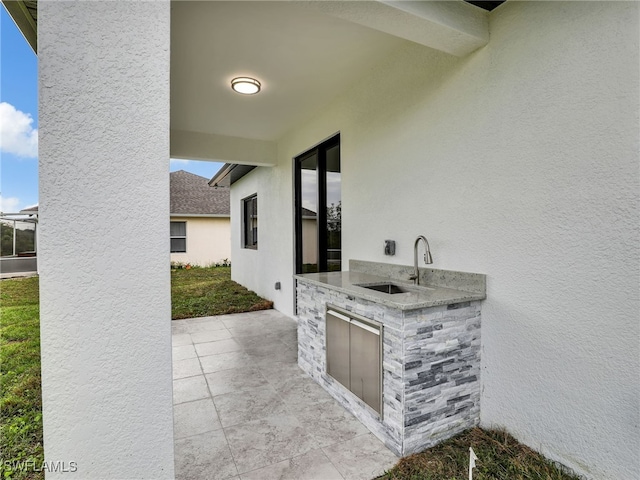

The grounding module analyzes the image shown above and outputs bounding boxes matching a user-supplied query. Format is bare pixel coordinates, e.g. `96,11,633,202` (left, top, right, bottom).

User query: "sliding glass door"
295,134,341,274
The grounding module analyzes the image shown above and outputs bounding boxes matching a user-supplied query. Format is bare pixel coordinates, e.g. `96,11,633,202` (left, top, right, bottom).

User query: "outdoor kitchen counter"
293,269,485,311
294,261,486,456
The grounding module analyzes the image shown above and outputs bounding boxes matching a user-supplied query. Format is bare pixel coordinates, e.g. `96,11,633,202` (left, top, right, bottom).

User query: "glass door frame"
294,133,341,275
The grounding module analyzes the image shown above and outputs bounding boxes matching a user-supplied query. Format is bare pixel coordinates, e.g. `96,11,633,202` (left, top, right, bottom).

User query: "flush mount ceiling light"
231,77,261,95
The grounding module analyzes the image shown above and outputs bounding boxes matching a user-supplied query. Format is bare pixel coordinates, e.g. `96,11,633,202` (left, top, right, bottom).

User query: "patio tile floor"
172,310,399,480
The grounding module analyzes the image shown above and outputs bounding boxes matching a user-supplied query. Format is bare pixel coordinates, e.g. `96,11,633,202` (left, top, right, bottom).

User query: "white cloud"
0,102,38,158
170,158,191,165
0,195,21,213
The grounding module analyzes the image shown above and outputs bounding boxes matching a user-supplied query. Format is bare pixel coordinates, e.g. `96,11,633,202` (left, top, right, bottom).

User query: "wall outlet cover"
384,240,396,256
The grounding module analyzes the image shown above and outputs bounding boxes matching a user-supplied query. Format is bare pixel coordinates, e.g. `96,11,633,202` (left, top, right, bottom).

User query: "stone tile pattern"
401,302,481,454
297,279,481,456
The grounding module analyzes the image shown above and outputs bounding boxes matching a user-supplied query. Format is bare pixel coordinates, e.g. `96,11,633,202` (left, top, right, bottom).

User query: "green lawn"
171,266,272,319
0,276,43,480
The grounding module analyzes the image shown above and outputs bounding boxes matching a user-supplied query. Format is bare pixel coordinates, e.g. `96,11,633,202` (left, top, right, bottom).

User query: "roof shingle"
170,170,230,216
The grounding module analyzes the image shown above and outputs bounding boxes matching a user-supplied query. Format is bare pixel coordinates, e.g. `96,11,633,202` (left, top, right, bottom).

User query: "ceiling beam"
296,0,489,57
170,130,277,167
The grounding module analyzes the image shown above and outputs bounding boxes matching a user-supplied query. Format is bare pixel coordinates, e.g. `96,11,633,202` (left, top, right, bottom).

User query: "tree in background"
327,201,341,245
326,201,341,271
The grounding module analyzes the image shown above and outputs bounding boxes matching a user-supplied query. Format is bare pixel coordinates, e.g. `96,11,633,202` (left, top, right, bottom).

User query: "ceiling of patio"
1,0,491,165
170,1,491,165
170,1,406,146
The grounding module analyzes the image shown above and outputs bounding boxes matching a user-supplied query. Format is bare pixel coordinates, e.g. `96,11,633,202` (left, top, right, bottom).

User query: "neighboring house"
0,205,38,276
170,170,230,266
0,205,38,257
19,205,39,215
300,207,318,267
6,1,638,479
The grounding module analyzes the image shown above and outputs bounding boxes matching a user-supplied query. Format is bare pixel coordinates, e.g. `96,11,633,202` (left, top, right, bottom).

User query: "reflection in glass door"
300,152,318,272
295,134,341,274
325,143,341,272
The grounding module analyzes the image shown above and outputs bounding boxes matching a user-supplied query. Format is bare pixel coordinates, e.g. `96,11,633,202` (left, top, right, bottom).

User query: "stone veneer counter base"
295,261,485,456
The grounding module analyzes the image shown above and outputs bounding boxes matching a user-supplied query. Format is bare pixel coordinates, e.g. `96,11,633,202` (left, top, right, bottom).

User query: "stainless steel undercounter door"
326,309,350,390
349,318,381,414
326,307,382,416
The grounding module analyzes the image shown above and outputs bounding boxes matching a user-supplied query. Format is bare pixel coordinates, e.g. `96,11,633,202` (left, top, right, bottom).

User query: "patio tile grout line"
261,365,349,474
284,405,355,479
172,344,203,381
200,328,242,479
210,331,318,476
219,326,324,475
319,432,389,480
318,446,349,480
237,447,346,480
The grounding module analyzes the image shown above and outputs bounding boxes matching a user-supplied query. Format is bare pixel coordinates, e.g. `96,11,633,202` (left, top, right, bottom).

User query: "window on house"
170,221,186,253
243,194,258,249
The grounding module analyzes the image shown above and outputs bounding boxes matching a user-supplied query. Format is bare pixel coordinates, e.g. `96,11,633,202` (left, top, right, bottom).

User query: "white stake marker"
469,447,478,480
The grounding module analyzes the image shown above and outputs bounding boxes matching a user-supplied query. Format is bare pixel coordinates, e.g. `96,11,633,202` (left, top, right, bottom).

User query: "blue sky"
1,6,38,213
170,158,224,180
0,7,222,213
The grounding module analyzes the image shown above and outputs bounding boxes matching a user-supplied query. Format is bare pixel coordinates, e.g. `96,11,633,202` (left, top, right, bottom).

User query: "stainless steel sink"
357,282,412,294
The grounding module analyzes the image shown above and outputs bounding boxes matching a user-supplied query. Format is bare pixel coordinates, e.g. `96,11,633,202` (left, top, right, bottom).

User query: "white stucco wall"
231,172,276,301
39,2,174,478
231,2,639,478
170,216,231,266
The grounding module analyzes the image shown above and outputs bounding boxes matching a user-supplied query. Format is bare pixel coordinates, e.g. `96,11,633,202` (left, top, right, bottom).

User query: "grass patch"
171,266,273,319
0,276,44,480
380,427,580,480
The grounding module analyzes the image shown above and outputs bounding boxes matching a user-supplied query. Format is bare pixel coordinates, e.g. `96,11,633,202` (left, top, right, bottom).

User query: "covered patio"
171,310,397,479
7,0,637,478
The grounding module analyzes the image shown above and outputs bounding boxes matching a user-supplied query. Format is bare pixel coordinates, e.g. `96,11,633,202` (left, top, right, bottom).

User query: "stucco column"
38,2,173,478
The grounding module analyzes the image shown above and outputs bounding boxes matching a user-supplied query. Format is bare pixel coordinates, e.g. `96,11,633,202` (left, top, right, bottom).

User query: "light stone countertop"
294,270,486,311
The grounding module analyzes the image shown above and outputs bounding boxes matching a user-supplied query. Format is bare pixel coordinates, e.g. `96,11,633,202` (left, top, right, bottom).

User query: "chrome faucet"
409,235,433,285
